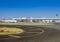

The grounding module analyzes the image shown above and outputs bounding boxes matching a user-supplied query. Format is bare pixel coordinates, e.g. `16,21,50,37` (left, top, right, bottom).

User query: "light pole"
56,14,58,18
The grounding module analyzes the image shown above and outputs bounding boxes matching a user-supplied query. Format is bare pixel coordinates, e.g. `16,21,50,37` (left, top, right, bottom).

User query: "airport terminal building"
12,17,60,23
1,17,60,23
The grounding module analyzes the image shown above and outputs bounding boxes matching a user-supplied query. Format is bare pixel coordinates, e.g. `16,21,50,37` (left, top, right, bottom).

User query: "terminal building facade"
1,17,60,23
12,17,60,23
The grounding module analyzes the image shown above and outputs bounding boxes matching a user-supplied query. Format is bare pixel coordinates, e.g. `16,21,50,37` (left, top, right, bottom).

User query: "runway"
0,25,60,42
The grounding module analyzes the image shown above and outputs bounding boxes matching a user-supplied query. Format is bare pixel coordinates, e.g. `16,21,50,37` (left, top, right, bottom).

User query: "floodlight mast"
56,8,59,18
56,14,59,18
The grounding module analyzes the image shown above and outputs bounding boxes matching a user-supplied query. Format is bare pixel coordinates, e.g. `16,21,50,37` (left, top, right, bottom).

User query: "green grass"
0,22,55,25
0,27,24,35
0,31,15,35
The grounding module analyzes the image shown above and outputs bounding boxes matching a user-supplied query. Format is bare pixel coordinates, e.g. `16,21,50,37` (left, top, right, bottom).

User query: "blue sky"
0,0,60,19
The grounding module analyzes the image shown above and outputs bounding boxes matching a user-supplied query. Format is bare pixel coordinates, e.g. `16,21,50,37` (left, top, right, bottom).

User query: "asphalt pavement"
0,25,60,42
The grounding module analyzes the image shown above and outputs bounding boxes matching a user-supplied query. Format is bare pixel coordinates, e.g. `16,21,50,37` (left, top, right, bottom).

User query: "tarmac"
0,25,60,42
